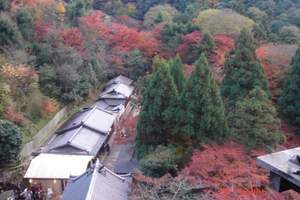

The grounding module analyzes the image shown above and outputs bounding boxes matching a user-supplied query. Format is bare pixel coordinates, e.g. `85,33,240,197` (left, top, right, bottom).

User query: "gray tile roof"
100,83,134,100
62,160,130,200
46,106,116,155
105,75,133,88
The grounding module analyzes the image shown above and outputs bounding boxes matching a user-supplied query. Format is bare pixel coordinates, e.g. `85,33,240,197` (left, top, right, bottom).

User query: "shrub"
0,120,22,167
140,145,178,177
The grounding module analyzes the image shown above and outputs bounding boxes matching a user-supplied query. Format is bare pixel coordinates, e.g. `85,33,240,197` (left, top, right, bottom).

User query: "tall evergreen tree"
222,29,269,108
279,47,300,127
229,87,283,150
169,55,186,93
180,54,228,141
200,31,215,57
137,57,179,155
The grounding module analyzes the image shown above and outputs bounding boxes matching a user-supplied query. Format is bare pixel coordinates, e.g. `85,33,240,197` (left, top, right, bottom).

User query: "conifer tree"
180,54,228,141
137,57,179,155
228,87,283,150
200,31,215,57
222,29,269,108
279,47,300,127
169,55,185,93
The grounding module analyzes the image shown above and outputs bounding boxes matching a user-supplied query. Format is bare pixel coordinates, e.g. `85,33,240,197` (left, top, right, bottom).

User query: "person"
46,188,53,200
20,187,32,200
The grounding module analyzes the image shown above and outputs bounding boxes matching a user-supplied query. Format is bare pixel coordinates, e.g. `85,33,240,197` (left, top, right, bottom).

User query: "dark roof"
105,75,133,88
45,106,116,155
93,99,126,113
62,160,130,200
114,143,138,175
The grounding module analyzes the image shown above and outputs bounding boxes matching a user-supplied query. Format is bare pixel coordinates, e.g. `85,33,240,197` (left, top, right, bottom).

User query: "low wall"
20,106,68,159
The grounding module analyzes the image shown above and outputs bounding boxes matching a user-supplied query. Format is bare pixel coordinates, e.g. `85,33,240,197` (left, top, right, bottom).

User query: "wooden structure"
257,147,300,193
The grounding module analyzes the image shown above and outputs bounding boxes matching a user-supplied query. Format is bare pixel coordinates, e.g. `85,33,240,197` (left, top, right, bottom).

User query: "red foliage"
4,106,26,125
176,31,202,58
114,115,138,144
179,141,284,199
183,64,195,77
79,11,158,57
256,44,297,100
181,141,268,189
59,28,84,52
210,34,235,82
34,19,51,41
215,187,284,200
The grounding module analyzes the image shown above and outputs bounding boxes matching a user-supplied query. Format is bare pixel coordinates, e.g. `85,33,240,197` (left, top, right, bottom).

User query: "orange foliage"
256,44,297,100
181,141,268,189
3,106,26,125
0,64,37,84
79,11,158,57
60,28,84,52
42,100,58,117
179,140,300,199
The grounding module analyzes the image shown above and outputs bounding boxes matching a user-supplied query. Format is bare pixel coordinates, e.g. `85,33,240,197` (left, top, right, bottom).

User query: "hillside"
0,0,300,199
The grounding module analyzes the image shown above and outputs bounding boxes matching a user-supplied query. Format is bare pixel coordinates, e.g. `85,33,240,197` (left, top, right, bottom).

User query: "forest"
1,0,300,199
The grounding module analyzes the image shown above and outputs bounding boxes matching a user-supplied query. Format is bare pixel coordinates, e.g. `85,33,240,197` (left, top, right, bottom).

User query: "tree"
0,0,9,11
136,57,179,156
222,29,269,108
0,14,21,46
279,26,300,44
0,120,22,167
228,87,283,150
199,31,215,57
15,8,34,40
279,47,300,127
180,54,228,141
169,55,185,93
66,0,90,25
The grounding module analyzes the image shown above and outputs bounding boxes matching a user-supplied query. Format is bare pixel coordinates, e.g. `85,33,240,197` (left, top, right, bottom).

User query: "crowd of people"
0,182,53,200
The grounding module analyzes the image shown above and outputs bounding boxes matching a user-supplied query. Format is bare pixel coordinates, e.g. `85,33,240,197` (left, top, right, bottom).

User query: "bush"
140,145,178,177
195,9,255,35
0,120,22,167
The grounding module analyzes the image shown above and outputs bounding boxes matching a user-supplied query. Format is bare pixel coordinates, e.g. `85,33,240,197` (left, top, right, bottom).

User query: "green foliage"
199,31,215,57
137,57,179,154
122,50,150,81
0,120,22,167
222,29,269,108
66,0,90,24
279,47,300,127
169,55,185,93
143,4,179,28
15,8,34,40
160,21,200,49
0,0,9,11
195,9,255,35
229,87,283,150
0,14,21,46
38,64,60,99
180,54,228,141
140,145,178,177
279,26,300,44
